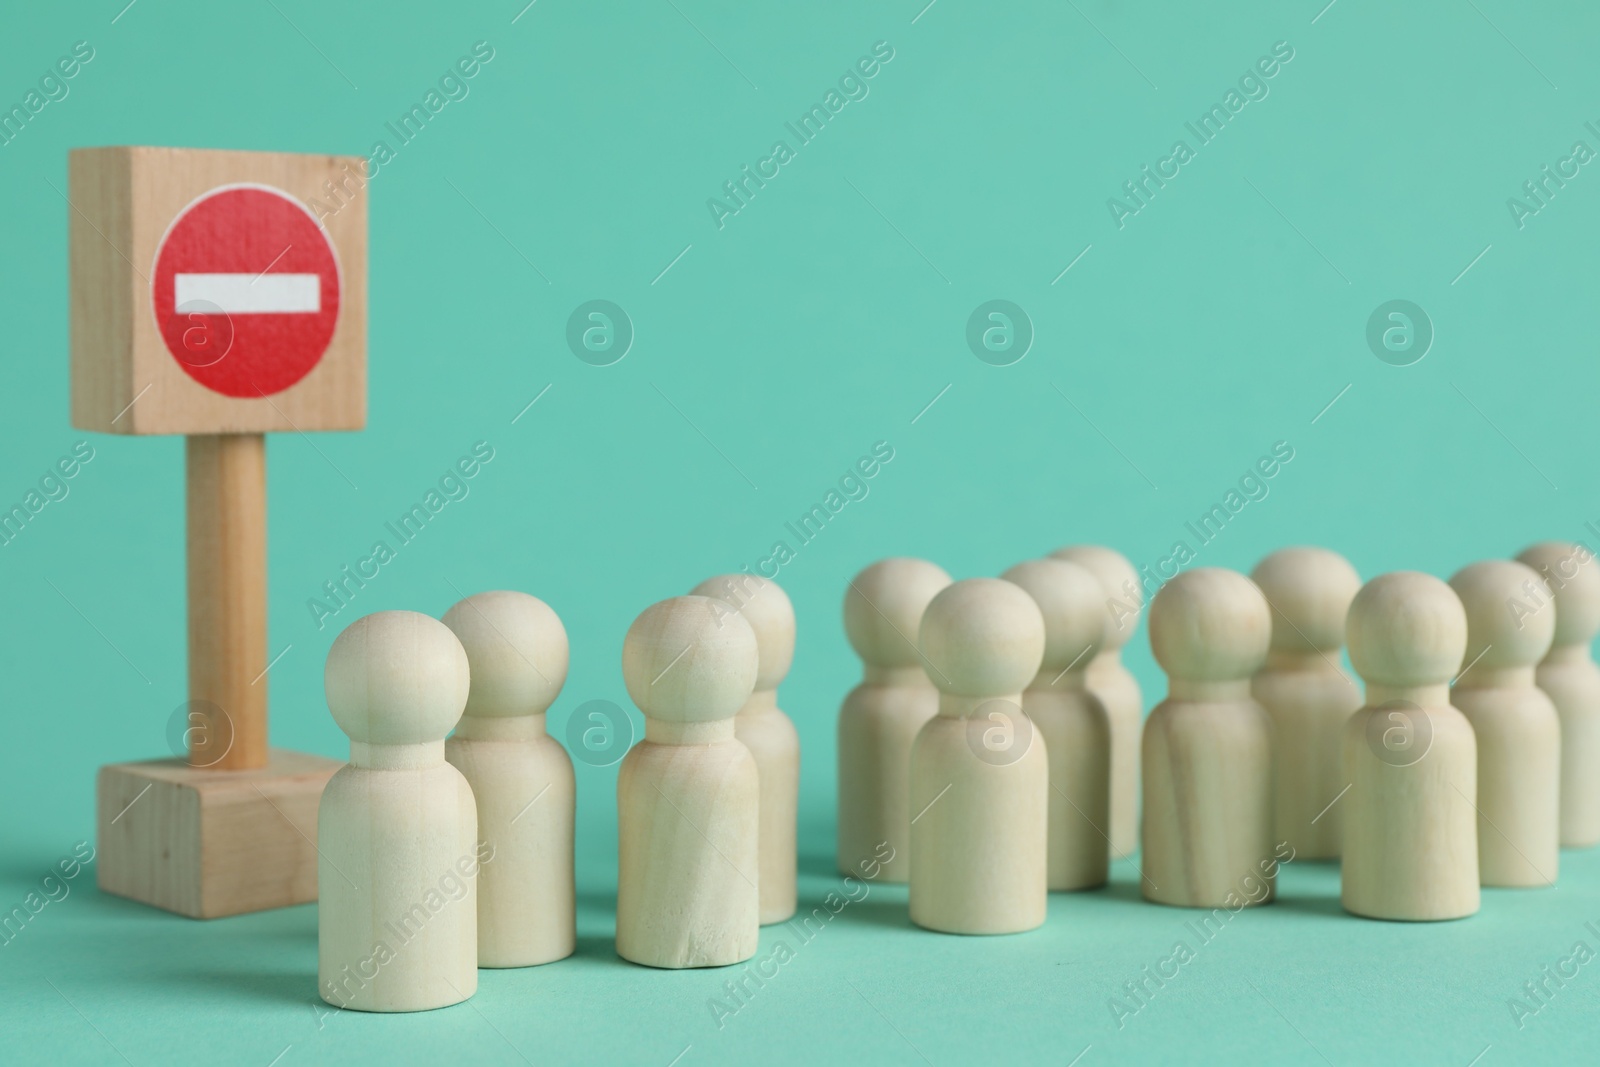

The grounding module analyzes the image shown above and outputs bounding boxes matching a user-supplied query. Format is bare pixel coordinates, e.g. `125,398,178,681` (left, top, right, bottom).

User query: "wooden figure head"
691,574,795,692
1252,546,1362,656
325,611,470,746
1450,560,1556,675
1051,545,1141,651
843,557,952,671
1001,559,1104,677
622,596,758,724
1347,572,1467,689
1516,541,1600,650
443,591,570,720
918,577,1045,699
1149,568,1271,683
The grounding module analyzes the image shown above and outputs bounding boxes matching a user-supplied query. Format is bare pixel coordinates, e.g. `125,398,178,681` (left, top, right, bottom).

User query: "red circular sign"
152,184,341,398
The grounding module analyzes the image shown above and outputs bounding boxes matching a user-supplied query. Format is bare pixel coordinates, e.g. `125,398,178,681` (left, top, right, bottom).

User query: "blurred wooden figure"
1050,545,1142,856
1250,547,1363,859
1142,569,1275,907
1516,541,1600,848
1450,560,1560,887
1342,572,1479,921
616,597,760,968
319,612,478,1011
910,578,1048,934
691,573,798,925
1003,559,1111,890
443,591,575,967
837,558,953,882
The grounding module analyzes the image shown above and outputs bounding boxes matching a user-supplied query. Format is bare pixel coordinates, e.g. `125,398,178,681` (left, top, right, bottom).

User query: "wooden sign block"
70,145,366,435
71,145,369,919
97,750,341,919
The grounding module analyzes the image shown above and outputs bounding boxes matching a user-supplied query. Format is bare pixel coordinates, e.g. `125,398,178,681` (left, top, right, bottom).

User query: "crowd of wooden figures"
315,542,1599,1012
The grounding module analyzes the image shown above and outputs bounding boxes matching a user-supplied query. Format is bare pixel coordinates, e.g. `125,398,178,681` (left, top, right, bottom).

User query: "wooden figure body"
1342,572,1479,921
1050,546,1142,856
837,558,953,881
1516,541,1600,847
319,612,478,1012
910,578,1048,934
1250,547,1363,859
692,574,798,925
443,591,575,967
1003,559,1111,891
1141,568,1274,908
616,596,760,968
1450,560,1561,887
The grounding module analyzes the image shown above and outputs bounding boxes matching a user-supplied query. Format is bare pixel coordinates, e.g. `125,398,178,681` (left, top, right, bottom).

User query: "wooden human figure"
691,573,798,925
1516,541,1600,847
319,611,478,1011
443,591,575,967
1002,559,1111,891
1142,568,1274,907
1050,545,1142,856
1342,572,1479,921
1450,560,1561,887
837,557,953,882
910,578,1048,934
616,596,760,968
1250,547,1363,859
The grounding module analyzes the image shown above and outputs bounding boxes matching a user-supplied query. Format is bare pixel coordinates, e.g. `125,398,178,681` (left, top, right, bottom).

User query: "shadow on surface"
1271,893,1346,918
75,885,322,931
572,934,620,963
822,894,911,930
1094,877,1151,908
797,851,839,880
146,968,312,1008
0,851,98,895
576,889,618,913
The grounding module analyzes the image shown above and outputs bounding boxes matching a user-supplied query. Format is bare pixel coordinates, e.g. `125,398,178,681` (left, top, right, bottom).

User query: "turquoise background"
4,0,1600,1063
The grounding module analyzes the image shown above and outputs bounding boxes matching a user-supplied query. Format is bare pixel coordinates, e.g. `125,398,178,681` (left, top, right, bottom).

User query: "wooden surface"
1142,568,1275,908
910,712,1049,934
1250,547,1363,858
186,433,268,769
1342,702,1480,920
95,749,339,918
837,557,951,882
69,145,366,436
692,574,799,925
443,591,576,968
616,729,760,967
318,762,479,1011
1004,558,1112,890
910,578,1048,935
837,676,939,881
1342,572,1480,921
1449,560,1561,887
1517,541,1600,848
320,611,477,1012
1535,643,1600,848
732,693,798,924
1050,545,1143,856
446,728,574,966
616,597,760,968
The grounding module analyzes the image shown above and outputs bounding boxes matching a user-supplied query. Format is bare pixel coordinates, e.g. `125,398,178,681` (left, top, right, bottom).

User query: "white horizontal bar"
174,273,321,314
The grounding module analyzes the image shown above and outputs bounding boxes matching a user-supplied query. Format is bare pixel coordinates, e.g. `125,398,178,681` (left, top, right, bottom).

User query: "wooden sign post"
70,146,366,918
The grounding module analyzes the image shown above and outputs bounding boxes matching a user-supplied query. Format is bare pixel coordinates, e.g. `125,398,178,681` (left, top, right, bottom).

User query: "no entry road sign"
70,145,366,435
152,184,341,398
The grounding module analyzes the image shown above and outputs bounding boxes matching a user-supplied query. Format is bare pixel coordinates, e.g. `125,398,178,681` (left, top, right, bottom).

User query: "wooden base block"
96,749,341,919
